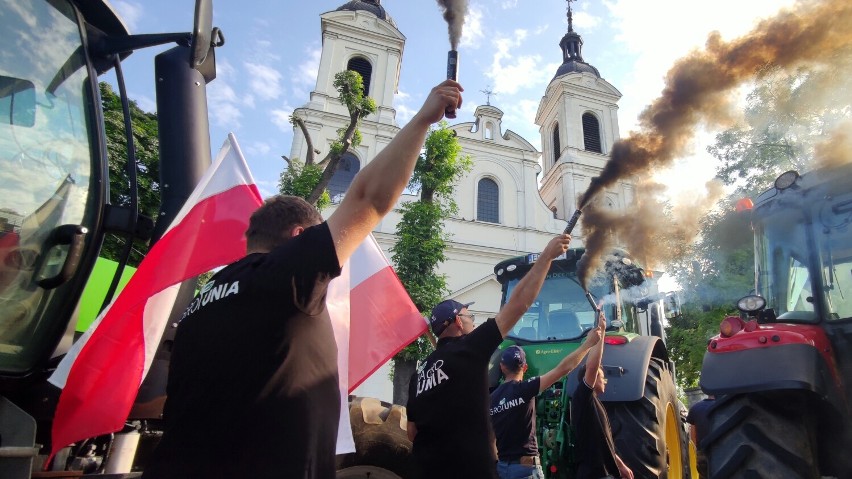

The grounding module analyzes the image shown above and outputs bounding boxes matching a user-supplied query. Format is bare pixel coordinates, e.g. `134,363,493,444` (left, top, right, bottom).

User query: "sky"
104,0,799,400
105,0,797,201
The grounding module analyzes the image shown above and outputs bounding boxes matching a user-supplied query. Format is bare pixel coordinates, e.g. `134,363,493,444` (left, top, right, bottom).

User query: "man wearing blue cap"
406,234,572,479
489,316,603,479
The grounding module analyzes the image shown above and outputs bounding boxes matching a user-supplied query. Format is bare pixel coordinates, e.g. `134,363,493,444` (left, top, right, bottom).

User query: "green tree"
280,71,376,207
389,122,472,405
100,82,161,266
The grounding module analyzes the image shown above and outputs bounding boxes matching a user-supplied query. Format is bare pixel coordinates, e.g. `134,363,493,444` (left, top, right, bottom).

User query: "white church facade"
289,0,635,325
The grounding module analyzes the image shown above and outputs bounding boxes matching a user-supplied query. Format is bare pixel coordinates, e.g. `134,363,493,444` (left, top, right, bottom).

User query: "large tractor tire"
703,393,819,479
606,358,689,479
337,396,417,479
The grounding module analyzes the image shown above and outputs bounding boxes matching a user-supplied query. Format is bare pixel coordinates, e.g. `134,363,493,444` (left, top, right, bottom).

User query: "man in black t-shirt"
406,234,572,479
490,323,601,479
143,80,463,479
571,313,633,479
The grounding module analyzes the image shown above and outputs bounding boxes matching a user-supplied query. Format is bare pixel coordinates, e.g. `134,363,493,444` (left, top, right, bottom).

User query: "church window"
582,113,602,153
552,122,561,166
485,122,494,140
347,56,372,96
477,178,499,223
551,206,558,218
328,152,361,202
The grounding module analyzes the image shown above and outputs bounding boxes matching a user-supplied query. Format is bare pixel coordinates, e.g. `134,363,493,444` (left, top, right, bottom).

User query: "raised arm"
538,323,601,392
494,234,571,337
583,311,606,387
327,80,463,265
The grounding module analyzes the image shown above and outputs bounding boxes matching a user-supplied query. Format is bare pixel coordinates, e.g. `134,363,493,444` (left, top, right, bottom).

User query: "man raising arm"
490,326,602,478
405,234,571,478
572,313,634,479
144,81,462,479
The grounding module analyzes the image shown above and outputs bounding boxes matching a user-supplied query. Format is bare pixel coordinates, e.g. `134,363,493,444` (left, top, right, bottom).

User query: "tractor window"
0,0,101,373
505,271,613,341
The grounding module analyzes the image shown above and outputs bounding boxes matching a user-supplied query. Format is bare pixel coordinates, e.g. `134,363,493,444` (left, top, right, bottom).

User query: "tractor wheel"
704,393,819,479
337,397,417,478
606,358,689,479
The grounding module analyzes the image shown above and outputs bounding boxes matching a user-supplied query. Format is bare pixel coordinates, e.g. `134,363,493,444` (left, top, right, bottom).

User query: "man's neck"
505,373,524,382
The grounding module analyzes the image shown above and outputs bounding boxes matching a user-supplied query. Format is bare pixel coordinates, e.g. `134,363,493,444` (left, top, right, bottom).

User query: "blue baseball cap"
430,299,474,336
501,345,526,369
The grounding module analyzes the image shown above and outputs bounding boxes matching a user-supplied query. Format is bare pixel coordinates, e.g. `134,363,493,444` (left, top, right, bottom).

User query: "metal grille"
552,123,560,166
347,57,372,95
582,113,602,153
477,178,499,223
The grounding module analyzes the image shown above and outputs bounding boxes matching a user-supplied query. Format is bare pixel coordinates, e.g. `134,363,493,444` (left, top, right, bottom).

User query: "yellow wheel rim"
665,403,684,479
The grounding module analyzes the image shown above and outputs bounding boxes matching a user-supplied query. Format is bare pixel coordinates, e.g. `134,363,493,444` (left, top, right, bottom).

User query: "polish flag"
48,134,263,458
347,235,427,391
331,234,427,454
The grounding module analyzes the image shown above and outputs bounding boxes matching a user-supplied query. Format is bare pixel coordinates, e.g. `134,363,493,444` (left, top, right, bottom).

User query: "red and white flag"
331,235,428,453
48,133,263,458
347,235,426,391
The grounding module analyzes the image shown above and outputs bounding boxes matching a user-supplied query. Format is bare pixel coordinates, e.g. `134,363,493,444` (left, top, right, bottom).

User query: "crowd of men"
142,79,643,479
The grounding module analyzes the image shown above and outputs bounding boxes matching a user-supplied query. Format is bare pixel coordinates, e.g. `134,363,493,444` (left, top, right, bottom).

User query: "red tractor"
699,166,852,478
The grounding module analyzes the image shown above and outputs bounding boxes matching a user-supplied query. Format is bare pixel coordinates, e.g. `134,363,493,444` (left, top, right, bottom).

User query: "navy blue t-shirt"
407,318,503,478
490,376,541,461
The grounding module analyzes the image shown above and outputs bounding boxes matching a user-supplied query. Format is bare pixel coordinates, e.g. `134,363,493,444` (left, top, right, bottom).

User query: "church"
288,0,636,325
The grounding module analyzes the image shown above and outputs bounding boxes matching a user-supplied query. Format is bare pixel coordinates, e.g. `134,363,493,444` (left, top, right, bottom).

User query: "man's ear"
289,225,305,238
523,364,529,373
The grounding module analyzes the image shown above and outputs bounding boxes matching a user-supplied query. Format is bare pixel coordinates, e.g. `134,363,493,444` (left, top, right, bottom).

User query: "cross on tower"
566,0,577,32
480,87,496,106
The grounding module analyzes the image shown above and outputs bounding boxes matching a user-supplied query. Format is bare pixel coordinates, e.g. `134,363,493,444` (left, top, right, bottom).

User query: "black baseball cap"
430,299,474,336
500,345,526,369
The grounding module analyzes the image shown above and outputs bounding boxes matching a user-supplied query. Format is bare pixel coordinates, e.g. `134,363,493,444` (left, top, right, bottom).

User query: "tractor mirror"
190,0,213,68
0,76,35,127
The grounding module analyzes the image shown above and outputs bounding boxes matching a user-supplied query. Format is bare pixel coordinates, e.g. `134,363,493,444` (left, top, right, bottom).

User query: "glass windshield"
0,0,100,373
755,191,852,322
504,271,614,341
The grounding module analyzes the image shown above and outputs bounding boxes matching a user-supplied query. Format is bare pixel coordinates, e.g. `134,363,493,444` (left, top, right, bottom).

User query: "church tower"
288,1,404,200
536,0,633,233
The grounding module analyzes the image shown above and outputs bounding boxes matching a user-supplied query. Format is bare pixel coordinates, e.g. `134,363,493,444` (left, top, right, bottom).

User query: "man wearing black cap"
490,316,602,479
406,234,572,478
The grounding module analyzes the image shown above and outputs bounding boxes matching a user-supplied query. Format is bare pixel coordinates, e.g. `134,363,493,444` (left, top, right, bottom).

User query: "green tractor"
489,248,691,479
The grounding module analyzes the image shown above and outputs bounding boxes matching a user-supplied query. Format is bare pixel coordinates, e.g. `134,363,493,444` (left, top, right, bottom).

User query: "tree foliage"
665,55,852,389
100,82,161,266
282,70,376,205
389,122,471,402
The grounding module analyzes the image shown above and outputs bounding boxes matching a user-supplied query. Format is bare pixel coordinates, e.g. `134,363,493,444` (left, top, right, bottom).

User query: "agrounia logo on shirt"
490,396,526,415
416,359,449,396
181,280,240,320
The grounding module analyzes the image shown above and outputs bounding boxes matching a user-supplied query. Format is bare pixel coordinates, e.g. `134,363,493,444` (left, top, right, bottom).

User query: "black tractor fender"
700,343,845,415
563,335,669,402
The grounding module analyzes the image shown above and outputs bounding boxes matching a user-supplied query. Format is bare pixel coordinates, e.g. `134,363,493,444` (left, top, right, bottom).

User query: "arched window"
485,122,494,140
551,206,558,219
328,152,361,201
582,113,602,153
477,178,499,223
347,56,372,95
552,122,561,165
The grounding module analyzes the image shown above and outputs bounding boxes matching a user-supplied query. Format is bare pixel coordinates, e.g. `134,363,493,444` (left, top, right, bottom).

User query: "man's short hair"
246,195,322,251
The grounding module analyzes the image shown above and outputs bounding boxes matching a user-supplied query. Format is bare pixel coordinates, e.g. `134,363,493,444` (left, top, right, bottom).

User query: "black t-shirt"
144,223,342,479
490,377,541,461
571,379,619,478
406,318,503,478
687,398,715,446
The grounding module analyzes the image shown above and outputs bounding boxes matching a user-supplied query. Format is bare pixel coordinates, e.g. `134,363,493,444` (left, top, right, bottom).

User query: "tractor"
700,166,852,478
490,248,691,479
